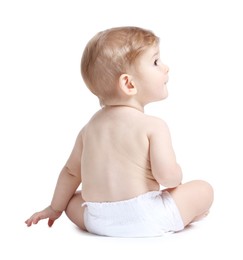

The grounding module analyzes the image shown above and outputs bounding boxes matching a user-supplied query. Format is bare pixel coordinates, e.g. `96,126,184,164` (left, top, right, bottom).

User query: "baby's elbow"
157,165,183,188
164,177,182,188
63,166,81,181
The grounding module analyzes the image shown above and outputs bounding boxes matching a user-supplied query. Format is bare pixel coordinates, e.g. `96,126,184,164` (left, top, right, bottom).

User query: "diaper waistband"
82,190,161,207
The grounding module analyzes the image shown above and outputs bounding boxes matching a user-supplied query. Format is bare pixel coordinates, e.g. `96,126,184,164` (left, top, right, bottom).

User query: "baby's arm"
25,129,83,227
50,129,83,212
149,118,182,188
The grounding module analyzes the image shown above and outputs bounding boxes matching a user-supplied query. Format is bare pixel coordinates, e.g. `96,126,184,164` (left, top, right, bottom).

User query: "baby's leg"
167,180,214,227
65,190,87,231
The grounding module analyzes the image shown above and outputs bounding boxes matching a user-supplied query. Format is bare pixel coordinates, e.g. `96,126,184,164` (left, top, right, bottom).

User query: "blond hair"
81,26,159,104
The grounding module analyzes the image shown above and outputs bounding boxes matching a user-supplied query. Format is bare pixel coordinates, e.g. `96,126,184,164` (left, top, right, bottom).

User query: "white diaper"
82,190,184,237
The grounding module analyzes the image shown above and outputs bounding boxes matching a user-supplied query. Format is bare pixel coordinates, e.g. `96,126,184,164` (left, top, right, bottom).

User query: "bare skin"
25,44,213,232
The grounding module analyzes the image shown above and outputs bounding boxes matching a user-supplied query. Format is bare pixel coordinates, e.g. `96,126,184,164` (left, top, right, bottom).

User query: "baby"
25,26,214,237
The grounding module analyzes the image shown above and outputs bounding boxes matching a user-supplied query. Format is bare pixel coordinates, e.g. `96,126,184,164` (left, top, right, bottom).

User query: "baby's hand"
25,206,62,227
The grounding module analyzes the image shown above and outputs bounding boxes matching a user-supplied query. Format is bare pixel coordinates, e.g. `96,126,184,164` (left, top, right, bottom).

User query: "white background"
0,0,242,259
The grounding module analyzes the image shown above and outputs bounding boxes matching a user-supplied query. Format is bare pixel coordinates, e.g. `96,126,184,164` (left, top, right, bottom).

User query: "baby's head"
81,26,159,105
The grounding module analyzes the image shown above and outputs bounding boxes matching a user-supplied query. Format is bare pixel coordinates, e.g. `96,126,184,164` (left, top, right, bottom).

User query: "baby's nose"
163,64,169,73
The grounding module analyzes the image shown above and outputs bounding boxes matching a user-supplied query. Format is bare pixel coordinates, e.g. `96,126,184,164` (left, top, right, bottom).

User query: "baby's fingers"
25,213,45,227
25,217,38,227
25,218,32,227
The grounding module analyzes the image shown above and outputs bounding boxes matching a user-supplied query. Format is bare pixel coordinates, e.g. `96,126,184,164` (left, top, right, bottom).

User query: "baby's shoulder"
143,114,169,134
143,113,167,126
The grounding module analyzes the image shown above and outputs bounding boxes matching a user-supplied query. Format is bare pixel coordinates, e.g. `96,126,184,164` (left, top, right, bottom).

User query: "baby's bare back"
81,106,160,202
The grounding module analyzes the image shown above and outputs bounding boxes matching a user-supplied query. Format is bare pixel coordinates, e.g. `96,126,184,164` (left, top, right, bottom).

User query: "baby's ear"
118,74,137,96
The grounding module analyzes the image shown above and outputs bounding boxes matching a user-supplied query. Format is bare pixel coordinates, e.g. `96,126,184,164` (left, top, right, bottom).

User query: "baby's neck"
104,104,144,113
103,99,144,112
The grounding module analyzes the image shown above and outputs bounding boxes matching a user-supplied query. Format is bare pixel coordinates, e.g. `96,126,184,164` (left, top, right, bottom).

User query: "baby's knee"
196,180,214,206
